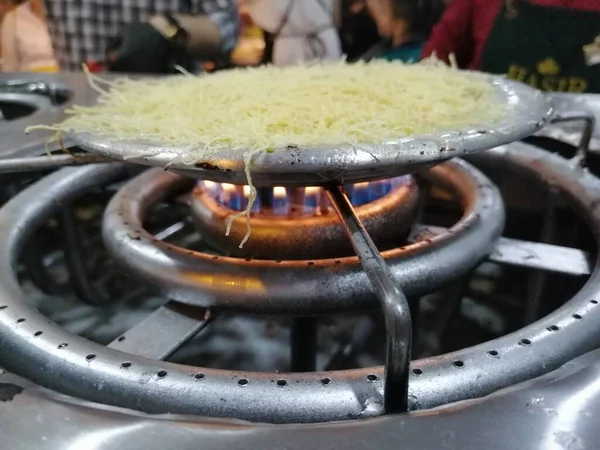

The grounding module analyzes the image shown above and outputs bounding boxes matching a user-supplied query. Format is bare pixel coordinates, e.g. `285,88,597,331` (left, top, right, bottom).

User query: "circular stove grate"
0,143,599,423
102,158,503,314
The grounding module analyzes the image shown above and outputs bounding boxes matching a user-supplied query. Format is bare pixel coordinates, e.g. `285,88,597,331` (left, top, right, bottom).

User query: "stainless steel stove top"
2,349,600,450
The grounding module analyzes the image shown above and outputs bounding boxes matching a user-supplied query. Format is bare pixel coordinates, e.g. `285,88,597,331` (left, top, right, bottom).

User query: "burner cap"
190,177,419,260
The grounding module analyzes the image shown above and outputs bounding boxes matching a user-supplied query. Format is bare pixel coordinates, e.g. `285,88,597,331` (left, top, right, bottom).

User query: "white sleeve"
1,12,19,72
247,0,289,33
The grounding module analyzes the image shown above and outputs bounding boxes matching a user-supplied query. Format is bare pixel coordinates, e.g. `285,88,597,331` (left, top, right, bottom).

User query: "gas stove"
1,73,600,449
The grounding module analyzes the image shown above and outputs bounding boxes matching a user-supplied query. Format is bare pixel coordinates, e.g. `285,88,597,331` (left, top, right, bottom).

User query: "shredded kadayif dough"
26,59,505,247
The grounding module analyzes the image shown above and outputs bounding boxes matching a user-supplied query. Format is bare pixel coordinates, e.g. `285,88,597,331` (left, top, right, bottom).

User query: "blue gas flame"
200,176,410,214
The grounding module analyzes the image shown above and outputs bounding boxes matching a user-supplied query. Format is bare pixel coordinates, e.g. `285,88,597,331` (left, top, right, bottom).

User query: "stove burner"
191,176,420,259
1,144,600,424
104,159,503,314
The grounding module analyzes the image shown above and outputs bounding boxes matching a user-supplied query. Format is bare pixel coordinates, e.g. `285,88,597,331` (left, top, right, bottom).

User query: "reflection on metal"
0,79,70,103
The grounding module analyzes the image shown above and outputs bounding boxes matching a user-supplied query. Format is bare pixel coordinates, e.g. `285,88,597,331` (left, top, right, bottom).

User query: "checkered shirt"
43,0,239,71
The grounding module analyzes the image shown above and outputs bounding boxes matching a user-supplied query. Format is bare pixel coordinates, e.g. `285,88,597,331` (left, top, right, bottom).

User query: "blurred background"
0,0,597,97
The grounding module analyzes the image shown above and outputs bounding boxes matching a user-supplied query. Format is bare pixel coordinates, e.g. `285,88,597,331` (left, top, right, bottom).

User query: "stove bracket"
550,110,596,165
326,185,411,413
107,301,211,360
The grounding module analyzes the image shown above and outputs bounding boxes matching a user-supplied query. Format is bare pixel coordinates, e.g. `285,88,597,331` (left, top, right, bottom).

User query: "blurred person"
1,0,58,72
339,0,380,62
227,2,266,66
0,0,15,53
422,0,600,93
41,0,240,74
247,0,342,66
362,0,445,62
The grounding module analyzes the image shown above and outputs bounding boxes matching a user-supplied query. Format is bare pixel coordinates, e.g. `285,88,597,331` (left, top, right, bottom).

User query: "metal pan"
69,75,554,187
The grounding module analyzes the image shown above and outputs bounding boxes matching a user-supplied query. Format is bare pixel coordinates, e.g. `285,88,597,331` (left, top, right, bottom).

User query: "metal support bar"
412,225,592,276
326,185,411,414
525,194,556,325
108,301,211,360
550,111,596,165
423,276,472,357
494,238,591,276
154,221,187,241
58,206,112,306
290,317,317,372
0,154,114,174
318,189,330,214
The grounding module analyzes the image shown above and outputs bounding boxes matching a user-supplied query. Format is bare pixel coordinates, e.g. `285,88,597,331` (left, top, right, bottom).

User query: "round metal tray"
69,75,554,187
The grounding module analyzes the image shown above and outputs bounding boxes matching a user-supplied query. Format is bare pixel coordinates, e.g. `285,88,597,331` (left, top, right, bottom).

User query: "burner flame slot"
199,176,413,216
273,187,288,215
287,187,305,216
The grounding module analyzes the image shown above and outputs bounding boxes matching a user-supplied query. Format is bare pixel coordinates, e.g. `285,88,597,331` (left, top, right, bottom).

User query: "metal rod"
550,111,595,165
318,189,330,214
290,317,317,372
154,221,187,241
0,154,114,174
424,276,472,356
525,193,556,325
58,205,112,306
326,185,412,414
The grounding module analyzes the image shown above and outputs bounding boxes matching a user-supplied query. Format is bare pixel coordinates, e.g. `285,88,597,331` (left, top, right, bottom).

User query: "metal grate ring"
0,143,599,423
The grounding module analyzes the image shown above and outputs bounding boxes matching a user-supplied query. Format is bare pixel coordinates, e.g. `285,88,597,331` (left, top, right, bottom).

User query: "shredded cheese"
26,59,505,248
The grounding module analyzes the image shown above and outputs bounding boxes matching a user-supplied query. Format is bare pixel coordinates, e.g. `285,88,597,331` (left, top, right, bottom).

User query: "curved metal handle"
550,110,596,166
326,185,412,413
